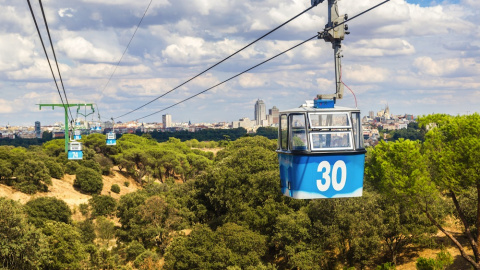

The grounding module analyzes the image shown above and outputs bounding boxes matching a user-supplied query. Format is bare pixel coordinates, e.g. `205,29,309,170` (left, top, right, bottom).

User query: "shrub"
25,197,72,227
74,166,103,194
89,195,117,217
124,181,130,187
77,219,96,244
79,203,90,216
126,241,146,261
95,155,114,176
111,184,120,194
81,159,102,174
65,161,80,174
13,159,51,194
45,159,65,179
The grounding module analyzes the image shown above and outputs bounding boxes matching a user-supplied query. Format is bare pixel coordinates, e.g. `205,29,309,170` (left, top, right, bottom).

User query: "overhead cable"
131,0,391,122
27,0,71,122
134,35,318,121
114,4,319,119
38,0,74,121
101,0,154,96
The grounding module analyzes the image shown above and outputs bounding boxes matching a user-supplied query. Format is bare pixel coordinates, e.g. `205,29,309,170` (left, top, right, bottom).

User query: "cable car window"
289,114,307,151
69,142,82,151
310,132,353,150
280,114,288,150
351,112,364,149
309,113,350,129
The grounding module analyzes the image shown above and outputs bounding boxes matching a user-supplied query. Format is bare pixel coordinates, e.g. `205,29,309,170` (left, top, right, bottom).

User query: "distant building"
162,114,172,129
232,117,255,131
269,106,279,125
254,99,266,126
35,121,41,138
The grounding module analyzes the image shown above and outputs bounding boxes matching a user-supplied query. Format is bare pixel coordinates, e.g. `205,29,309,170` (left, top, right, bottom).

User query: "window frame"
309,131,354,151
308,112,351,129
288,113,308,151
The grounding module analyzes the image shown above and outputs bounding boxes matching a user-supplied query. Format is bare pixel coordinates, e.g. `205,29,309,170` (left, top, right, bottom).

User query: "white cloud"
57,36,117,62
0,99,13,113
412,56,480,76
344,65,390,83
0,34,35,71
349,39,415,57
58,8,75,18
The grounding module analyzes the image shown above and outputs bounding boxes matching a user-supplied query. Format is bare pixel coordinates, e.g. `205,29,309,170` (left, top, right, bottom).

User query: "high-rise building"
269,106,279,124
35,121,41,138
254,99,266,125
162,114,172,129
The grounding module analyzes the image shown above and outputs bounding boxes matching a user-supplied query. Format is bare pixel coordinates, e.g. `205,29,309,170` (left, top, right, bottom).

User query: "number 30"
316,160,347,192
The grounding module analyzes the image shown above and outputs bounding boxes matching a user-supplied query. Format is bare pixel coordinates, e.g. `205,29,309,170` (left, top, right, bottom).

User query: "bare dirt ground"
396,217,472,270
0,167,138,210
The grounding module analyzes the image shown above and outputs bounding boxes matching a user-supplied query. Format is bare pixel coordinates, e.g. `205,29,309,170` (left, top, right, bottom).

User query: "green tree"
96,216,115,246
77,219,96,244
0,159,12,180
419,113,480,268
0,198,48,270
65,160,79,174
42,221,88,269
74,166,103,194
42,139,65,157
25,197,72,227
89,195,117,217
305,191,384,269
164,223,267,270
44,159,65,179
13,158,51,194
193,136,296,234
128,196,184,251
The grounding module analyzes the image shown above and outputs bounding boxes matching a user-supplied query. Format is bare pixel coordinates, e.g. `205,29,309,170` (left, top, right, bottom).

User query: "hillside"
0,167,138,208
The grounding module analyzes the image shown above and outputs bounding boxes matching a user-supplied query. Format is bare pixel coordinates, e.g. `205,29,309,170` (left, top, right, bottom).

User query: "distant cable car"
106,132,116,146
73,129,82,140
68,141,83,160
277,101,365,199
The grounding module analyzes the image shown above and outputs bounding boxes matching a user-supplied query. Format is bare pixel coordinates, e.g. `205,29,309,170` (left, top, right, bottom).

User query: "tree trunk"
450,190,479,262
424,210,480,269
476,183,480,263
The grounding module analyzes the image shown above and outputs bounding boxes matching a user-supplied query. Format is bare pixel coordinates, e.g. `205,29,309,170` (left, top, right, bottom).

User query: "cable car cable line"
100,0,154,97
131,0,390,122
114,4,320,120
134,34,317,121
37,0,74,122
27,0,72,122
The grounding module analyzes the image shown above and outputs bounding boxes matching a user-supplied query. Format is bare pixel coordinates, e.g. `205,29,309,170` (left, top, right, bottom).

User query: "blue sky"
0,0,479,126
406,0,460,6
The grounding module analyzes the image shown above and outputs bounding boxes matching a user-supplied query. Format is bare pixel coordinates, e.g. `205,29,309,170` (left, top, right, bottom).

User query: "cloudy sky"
0,0,478,126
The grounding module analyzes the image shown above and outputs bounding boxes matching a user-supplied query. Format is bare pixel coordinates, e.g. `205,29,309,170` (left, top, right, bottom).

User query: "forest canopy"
0,113,479,269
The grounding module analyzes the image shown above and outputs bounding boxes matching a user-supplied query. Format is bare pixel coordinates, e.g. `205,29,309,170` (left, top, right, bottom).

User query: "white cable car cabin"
277,101,366,199
106,132,116,146
68,141,83,160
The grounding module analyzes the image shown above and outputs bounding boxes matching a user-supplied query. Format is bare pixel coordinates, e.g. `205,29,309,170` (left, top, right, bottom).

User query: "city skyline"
0,0,478,126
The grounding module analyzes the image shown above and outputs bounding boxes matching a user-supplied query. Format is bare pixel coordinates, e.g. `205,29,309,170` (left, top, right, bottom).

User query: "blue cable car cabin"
277,103,366,199
68,141,83,160
106,132,116,146
74,129,82,140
